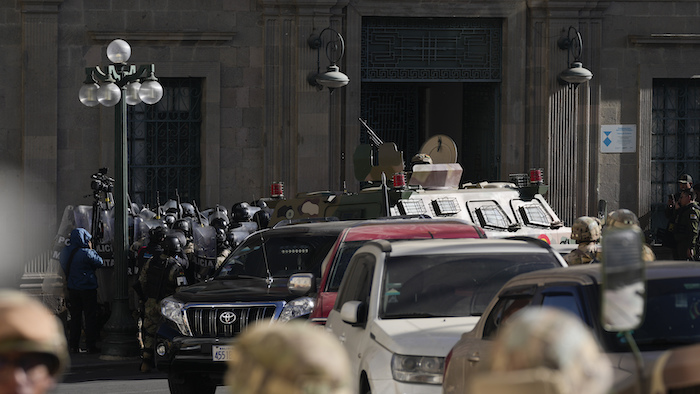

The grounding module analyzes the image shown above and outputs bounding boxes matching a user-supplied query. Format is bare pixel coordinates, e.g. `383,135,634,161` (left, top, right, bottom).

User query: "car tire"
167,372,216,394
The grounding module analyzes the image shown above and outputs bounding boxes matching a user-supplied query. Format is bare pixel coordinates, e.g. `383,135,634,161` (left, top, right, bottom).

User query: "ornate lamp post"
79,39,163,358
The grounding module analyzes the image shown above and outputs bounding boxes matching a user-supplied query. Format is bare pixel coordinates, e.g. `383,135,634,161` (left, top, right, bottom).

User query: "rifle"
156,191,162,219
358,118,383,146
175,189,182,220
192,200,204,226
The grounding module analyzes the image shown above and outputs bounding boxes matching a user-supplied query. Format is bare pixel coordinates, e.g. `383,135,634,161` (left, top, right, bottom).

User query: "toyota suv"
154,219,364,394
310,218,487,324
326,237,566,394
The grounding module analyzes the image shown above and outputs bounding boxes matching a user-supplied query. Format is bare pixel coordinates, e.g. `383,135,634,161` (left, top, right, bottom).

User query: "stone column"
20,0,63,261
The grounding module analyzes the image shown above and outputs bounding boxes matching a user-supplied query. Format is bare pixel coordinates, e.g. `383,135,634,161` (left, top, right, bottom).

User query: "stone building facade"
3,0,700,265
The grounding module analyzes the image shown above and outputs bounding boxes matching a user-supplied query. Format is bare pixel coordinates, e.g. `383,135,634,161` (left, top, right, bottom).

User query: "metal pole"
101,86,139,359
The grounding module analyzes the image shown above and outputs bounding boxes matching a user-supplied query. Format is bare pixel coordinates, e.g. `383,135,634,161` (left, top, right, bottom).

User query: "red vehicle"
309,218,487,324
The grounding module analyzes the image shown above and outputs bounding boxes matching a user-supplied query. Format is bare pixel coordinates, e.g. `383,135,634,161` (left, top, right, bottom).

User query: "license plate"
212,345,234,361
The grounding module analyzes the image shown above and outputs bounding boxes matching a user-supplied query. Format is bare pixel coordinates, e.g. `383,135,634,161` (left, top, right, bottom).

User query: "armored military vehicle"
267,133,572,245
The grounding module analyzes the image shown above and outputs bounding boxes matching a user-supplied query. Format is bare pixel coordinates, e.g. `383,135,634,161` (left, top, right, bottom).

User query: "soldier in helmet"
225,321,351,394
564,216,602,265
672,189,700,260
599,208,656,262
137,235,189,372
468,306,612,394
0,290,70,394
172,218,197,282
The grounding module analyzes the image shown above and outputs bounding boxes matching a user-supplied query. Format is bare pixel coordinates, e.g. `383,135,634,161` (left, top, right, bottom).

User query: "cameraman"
60,227,104,353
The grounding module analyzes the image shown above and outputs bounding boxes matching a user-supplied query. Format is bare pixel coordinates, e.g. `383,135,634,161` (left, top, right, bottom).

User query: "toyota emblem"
219,311,237,325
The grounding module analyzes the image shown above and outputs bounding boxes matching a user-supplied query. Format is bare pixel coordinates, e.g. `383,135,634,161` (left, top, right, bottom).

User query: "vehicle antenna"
259,232,273,288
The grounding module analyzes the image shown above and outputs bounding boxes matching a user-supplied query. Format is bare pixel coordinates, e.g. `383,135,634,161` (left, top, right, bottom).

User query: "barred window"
127,78,202,208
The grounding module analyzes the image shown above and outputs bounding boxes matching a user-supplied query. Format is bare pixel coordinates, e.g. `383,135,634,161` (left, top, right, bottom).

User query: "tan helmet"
410,153,433,165
605,209,640,229
570,216,602,242
0,290,69,377
225,321,351,394
471,306,612,394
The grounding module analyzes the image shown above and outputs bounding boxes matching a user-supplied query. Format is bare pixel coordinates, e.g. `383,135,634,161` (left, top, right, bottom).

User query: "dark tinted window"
482,296,533,339
217,234,337,278
380,253,559,319
335,253,375,310
604,277,700,352
327,241,365,292
542,293,583,318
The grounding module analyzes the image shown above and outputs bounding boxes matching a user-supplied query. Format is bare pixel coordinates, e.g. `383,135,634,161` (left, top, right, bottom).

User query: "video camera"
91,167,115,194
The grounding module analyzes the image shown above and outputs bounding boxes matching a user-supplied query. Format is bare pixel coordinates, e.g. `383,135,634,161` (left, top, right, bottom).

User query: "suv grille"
185,302,282,337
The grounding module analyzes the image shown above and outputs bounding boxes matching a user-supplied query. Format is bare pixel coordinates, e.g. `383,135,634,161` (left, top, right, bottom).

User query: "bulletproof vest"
138,244,163,270
145,256,186,301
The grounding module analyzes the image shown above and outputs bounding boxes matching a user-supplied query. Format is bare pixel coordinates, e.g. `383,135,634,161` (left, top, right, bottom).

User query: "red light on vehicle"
270,182,284,198
393,173,406,188
529,168,544,184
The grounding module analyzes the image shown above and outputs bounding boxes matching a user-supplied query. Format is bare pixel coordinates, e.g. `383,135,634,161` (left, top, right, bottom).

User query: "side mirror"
340,300,368,326
288,273,314,296
601,226,646,332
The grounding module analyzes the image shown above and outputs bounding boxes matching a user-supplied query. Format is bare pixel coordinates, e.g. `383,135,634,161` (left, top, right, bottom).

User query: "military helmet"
232,202,253,222
148,225,168,244
173,219,191,237
0,290,69,377
163,199,181,216
253,209,271,229
605,209,640,229
225,322,351,394
181,203,196,218
571,216,602,242
476,306,612,394
162,235,182,256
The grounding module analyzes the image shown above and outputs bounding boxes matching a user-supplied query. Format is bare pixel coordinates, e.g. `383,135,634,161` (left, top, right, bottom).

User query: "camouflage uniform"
215,247,232,270
137,239,188,372
673,200,700,260
564,243,600,265
597,209,656,262
564,216,601,265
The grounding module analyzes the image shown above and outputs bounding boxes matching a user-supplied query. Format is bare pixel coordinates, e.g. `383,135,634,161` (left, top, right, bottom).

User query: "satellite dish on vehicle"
419,135,458,164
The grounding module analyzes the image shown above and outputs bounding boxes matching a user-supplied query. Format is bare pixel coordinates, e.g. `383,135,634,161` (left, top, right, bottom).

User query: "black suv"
155,219,363,394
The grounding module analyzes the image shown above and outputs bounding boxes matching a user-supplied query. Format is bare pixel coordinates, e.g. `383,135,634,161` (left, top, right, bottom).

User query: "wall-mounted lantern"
307,27,349,92
557,26,593,88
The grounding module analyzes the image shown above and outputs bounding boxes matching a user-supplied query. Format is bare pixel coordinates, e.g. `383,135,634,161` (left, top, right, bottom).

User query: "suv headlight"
278,297,315,323
160,297,192,336
391,354,444,384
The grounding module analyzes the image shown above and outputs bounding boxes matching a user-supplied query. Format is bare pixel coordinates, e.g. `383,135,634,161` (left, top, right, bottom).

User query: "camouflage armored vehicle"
267,134,572,245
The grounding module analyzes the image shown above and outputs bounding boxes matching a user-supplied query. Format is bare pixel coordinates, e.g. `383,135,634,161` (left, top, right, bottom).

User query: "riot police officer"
137,235,189,372
173,218,197,283
564,216,601,265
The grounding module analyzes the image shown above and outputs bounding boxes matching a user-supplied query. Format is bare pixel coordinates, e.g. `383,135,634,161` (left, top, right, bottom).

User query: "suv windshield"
380,253,560,318
217,234,337,279
604,276,700,352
